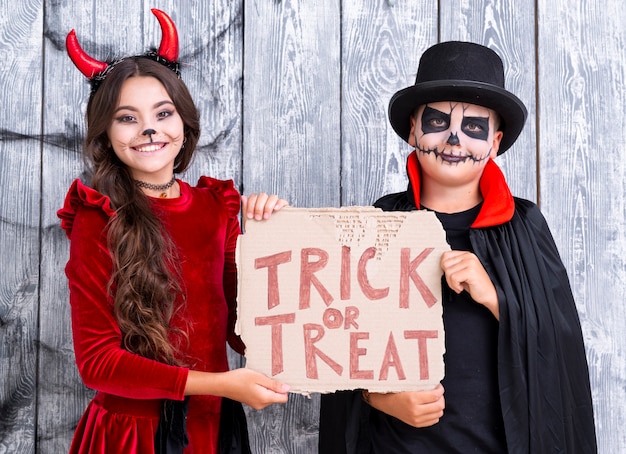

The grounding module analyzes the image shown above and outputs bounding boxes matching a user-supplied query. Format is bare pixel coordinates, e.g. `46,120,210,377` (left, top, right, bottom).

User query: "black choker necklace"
134,176,176,198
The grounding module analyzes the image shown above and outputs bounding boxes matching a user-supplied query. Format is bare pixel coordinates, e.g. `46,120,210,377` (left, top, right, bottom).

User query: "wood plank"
537,0,626,451
242,0,341,208
242,0,341,451
0,0,43,452
440,0,537,202
341,1,438,206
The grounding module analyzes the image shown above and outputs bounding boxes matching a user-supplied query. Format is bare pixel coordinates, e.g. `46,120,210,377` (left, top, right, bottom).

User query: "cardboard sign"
236,207,450,394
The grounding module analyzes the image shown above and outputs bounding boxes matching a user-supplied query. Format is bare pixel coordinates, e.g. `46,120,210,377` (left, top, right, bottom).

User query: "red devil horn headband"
65,30,108,78
152,8,179,62
66,8,179,82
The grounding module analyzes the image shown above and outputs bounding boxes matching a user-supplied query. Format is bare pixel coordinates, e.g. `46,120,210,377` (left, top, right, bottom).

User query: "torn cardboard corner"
236,206,450,395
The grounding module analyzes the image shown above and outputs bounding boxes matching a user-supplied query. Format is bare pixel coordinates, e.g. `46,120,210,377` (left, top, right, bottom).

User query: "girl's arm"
185,369,289,410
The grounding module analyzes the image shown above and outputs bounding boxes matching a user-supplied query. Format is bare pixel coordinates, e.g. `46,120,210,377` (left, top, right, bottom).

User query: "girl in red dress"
58,9,289,454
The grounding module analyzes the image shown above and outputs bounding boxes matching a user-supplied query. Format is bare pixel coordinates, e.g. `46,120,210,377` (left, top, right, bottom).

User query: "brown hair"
84,57,200,365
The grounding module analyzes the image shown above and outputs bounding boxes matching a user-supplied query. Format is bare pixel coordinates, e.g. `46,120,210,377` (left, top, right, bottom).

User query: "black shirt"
369,204,507,453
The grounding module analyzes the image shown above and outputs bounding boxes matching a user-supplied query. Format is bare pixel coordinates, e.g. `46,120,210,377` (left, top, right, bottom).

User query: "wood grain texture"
242,0,341,208
0,0,43,452
1,0,625,452
537,0,626,452
341,2,438,206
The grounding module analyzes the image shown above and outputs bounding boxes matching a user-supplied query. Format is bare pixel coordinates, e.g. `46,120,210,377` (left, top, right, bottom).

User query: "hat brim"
388,80,528,154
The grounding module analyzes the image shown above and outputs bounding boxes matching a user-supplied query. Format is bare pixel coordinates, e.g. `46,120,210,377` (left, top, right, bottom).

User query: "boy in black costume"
319,41,597,453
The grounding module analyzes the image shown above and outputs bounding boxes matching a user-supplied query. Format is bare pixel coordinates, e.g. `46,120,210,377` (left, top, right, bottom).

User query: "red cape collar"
406,150,515,228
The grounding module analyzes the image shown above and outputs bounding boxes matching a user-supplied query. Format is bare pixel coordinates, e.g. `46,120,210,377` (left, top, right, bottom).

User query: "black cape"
320,176,596,453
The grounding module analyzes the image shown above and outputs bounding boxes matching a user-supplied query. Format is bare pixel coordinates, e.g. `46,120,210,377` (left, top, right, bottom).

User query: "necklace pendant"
159,192,167,198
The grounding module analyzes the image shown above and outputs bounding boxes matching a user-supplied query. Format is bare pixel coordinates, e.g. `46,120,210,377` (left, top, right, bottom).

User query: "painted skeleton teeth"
416,144,488,163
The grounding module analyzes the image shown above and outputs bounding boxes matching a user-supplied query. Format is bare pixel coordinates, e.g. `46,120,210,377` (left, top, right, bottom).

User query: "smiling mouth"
134,143,165,153
416,144,489,164
439,153,469,163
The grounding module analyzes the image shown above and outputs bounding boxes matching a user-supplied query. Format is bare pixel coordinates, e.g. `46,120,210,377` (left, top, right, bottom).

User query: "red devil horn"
152,9,179,62
66,30,109,79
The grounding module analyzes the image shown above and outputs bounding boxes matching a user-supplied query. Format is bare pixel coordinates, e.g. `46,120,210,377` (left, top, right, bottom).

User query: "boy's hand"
367,384,445,427
241,193,289,222
440,250,499,319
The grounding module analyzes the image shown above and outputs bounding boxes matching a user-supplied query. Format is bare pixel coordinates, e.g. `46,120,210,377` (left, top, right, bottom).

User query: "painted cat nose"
142,129,157,136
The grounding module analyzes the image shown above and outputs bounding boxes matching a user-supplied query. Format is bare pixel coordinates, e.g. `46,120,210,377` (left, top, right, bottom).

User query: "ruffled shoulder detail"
57,179,116,237
196,176,241,217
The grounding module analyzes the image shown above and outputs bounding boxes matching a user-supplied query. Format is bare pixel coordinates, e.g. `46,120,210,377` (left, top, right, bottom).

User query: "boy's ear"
408,116,417,147
491,130,504,157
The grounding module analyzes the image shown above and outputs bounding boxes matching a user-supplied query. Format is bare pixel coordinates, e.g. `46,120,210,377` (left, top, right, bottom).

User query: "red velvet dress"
57,177,244,454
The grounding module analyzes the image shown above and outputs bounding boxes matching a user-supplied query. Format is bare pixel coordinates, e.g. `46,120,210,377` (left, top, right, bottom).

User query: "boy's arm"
365,384,445,428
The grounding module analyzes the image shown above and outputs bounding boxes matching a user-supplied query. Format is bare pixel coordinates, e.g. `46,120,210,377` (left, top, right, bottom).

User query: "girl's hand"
440,250,499,319
220,368,290,410
241,193,289,222
185,368,290,410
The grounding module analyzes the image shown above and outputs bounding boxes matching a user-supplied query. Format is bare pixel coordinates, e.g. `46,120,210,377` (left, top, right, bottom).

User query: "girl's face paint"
107,76,185,184
408,101,503,189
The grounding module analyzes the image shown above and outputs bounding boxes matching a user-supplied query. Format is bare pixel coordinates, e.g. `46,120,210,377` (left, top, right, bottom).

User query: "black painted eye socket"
421,106,450,133
461,117,489,140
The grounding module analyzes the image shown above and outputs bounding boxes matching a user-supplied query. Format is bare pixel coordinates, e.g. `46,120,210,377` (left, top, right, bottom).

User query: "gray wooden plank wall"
0,0,624,452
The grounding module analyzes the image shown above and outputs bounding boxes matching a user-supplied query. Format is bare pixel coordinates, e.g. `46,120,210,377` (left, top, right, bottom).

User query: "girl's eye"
157,110,174,119
115,115,135,123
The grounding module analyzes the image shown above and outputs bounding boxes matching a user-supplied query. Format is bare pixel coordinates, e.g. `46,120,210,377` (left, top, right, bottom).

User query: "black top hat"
388,41,527,154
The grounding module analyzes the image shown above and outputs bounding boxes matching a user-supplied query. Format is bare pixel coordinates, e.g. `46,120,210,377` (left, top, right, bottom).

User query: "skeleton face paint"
415,102,495,165
408,101,503,197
